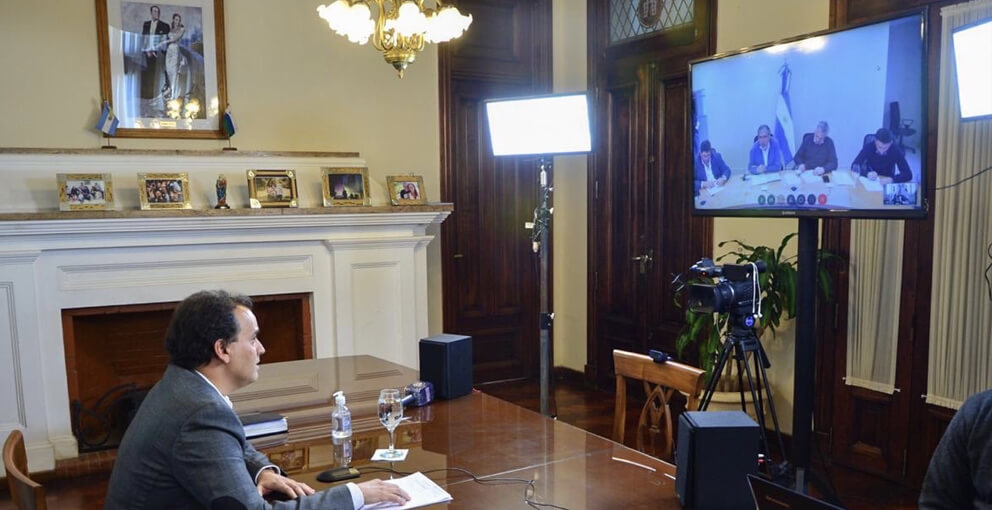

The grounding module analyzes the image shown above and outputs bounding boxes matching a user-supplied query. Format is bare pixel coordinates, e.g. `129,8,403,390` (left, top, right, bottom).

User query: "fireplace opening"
62,293,313,452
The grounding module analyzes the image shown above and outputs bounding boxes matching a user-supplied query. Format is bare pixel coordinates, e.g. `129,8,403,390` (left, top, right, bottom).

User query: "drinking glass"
377,388,404,459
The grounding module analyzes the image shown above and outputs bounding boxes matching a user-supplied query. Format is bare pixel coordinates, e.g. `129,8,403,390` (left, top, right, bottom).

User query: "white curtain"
926,0,992,410
846,220,904,394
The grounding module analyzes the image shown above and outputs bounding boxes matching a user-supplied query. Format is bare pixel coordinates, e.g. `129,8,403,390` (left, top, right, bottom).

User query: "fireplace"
62,293,313,451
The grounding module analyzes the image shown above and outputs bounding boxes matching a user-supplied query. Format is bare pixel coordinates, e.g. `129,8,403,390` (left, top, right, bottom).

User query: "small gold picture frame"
322,167,371,207
247,169,298,208
57,173,115,211
386,175,427,205
138,173,192,210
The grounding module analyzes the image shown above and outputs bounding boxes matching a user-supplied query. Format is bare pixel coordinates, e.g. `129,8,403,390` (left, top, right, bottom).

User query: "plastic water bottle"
331,391,352,439
333,436,353,467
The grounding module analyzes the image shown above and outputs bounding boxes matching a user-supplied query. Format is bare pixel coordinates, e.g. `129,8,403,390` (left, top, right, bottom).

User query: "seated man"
792,121,838,175
104,290,410,510
852,128,912,183
919,389,992,509
748,124,785,174
693,140,731,195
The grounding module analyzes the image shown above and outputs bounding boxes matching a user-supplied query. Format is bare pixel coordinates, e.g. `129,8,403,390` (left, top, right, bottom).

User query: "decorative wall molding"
0,282,27,429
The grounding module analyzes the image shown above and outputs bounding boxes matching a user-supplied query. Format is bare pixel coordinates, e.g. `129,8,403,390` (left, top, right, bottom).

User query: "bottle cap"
334,390,345,406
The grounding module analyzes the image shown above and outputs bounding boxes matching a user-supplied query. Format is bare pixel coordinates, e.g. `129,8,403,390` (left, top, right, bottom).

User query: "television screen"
485,93,592,156
689,12,926,218
952,18,992,120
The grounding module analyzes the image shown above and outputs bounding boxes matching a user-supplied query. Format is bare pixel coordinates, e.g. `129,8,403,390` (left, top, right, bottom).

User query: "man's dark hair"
165,290,253,369
150,5,160,14
699,140,712,153
757,124,772,136
875,127,893,144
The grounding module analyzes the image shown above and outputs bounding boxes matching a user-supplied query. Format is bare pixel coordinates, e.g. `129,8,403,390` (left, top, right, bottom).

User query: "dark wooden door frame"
584,0,716,387
439,0,553,384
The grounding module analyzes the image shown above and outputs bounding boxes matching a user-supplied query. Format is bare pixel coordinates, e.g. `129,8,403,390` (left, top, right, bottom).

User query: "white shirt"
193,370,364,508
703,160,716,182
760,145,770,166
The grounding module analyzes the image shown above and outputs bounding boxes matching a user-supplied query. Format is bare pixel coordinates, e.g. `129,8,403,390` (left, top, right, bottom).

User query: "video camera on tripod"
688,258,766,326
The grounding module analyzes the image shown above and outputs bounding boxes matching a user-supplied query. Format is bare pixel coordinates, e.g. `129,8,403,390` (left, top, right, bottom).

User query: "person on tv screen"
852,128,912,183
694,140,731,195
792,121,838,175
748,124,785,174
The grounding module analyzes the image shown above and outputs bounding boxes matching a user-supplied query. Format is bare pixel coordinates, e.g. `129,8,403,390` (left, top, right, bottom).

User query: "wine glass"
377,388,404,459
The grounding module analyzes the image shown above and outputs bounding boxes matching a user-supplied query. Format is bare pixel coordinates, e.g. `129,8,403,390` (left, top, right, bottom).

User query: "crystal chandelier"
317,0,473,78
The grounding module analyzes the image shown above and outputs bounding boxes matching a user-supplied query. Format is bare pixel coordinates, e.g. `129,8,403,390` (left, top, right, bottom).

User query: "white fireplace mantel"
0,207,449,474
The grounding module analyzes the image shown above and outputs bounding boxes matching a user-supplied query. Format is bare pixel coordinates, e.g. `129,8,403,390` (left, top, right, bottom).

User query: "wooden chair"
612,349,706,460
3,430,47,510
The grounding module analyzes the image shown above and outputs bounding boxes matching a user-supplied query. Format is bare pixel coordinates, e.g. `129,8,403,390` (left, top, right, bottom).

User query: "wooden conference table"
236,356,682,509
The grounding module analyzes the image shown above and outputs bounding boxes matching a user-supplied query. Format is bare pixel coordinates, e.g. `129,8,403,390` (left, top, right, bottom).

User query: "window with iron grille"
609,0,694,44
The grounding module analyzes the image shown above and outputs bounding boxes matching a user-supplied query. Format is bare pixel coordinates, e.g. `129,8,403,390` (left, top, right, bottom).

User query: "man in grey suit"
104,290,409,509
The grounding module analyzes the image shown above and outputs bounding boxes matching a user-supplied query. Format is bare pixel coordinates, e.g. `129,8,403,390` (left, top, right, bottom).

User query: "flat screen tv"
689,12,927,218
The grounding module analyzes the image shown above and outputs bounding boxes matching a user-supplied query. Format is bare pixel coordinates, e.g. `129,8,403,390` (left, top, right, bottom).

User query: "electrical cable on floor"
933,164,992,191
357,466,571,510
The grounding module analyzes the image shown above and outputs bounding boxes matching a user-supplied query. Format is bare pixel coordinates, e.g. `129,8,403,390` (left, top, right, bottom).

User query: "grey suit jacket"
104,364,354,509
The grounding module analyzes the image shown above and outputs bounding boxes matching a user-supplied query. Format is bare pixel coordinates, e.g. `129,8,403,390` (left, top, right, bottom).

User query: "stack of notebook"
238,411,288,438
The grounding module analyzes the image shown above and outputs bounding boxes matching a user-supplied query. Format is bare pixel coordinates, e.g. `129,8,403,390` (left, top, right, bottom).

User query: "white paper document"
799,172,822,184
749,173,781,185
859,176,883,192
830,171,855,186
706,184,725,195
783,173,802,186
361,472,453,509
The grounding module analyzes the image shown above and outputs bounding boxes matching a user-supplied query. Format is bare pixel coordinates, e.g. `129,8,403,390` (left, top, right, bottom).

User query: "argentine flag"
774,64,796,165
222,110,236,138
95,101,119,136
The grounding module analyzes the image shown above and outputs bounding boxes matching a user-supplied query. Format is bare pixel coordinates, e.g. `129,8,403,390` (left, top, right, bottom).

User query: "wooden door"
586,0,714,387
440,0,552,383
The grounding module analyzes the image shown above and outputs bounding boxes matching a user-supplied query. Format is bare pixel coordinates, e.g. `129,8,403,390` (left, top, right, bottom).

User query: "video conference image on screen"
690,14,925,218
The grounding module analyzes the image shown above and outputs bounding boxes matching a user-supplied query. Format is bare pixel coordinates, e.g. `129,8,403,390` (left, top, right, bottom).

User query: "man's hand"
813,167,825,175
715,177,727,187
701,181,713,190
867,171,879,181
757,164,767,173
256,469,315,500
797,164,806,172
358,479,411,506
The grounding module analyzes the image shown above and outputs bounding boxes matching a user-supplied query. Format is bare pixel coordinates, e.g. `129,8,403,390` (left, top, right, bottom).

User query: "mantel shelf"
0,203,453,222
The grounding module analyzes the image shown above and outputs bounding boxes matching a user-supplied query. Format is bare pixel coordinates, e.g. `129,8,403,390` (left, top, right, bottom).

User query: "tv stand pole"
793,217,818,488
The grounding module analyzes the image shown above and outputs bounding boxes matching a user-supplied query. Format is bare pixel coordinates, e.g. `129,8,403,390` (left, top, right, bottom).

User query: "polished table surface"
245,356,681,509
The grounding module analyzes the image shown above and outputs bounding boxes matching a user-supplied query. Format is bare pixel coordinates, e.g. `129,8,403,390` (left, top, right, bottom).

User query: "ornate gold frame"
137,172,192,210
386,175,427,206
247,169,299,208
322,167,371,207
57,173,116,211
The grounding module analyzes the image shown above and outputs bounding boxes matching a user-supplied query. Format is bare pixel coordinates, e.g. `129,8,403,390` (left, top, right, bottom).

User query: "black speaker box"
675,411,759,510
419,334,472,399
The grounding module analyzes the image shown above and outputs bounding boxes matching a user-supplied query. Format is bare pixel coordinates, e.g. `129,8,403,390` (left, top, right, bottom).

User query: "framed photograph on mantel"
322,167,371,207
57,173,116,211
138,173,192,210
247,169,298,208
386,175,427,206
95,0,227,138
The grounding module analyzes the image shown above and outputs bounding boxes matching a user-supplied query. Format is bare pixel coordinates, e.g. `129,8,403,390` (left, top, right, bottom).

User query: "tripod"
698,313,789,479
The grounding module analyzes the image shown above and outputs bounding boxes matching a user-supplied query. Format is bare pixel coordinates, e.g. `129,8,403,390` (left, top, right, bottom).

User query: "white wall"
715,0,830,433
0,0,445,334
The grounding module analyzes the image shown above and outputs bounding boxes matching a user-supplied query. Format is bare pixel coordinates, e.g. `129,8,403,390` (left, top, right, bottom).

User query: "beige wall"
552,0,589,373
0,0,445,334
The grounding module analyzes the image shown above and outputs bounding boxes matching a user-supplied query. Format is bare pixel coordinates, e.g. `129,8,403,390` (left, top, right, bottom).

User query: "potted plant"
675,233,838,397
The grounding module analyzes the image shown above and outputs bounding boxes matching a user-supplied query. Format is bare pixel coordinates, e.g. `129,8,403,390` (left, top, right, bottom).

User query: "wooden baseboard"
553,366,586,386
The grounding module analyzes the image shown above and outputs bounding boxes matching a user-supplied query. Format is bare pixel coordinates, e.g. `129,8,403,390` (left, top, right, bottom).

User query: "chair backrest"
3,430,47,510
863,133,876,148
612,350,706,460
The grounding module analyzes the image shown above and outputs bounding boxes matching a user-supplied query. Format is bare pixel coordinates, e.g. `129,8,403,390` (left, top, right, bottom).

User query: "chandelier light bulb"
317,0,350,33
388,1,428,38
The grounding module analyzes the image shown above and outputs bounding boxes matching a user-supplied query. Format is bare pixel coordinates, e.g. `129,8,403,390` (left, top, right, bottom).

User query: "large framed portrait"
95,0,227,138
322,167,371,207
138,173,192,210
247,169,299,209
57,174,116,211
